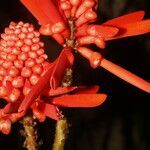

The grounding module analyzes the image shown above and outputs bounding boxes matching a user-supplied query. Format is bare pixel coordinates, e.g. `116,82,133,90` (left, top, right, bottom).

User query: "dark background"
0,0,150,150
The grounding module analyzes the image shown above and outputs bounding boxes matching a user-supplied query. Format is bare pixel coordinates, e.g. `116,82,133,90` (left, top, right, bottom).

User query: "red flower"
0,22,106,134
20,0,150,93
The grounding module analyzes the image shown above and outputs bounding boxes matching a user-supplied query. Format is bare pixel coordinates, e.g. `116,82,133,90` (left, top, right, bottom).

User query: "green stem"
52,68,73,150
52,118,69,150
20,115,38,150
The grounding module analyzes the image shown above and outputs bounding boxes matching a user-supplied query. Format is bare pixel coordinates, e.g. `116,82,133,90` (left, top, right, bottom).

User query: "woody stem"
20,114,38,150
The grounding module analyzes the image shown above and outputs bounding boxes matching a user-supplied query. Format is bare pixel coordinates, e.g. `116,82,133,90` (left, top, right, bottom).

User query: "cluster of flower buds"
0,21,48,102
0,21,49,134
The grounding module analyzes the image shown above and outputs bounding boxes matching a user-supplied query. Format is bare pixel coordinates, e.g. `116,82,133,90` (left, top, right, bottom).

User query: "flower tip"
0,119,11,135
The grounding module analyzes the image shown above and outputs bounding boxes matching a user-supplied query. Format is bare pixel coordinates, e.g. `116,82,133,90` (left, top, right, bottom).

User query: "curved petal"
37,0,65,25
104,11,145,26
106,20,150,40
20,0,50,25
100,58,150,93
76,24,119,38
51,94,107,107
21,0,66,26
88,25,119,38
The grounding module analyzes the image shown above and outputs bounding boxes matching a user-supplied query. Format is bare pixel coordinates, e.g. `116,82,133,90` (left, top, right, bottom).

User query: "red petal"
100,58,150,93
37,0,65,25
106,20,150,40
87,25,119,38
50,48,74,89
18,64,54,112
76,24,119,38
43,104,61,120
42,86,78,96
21,0,66,26
20,0,50,25
74,85,99,94
31,100,61,120
104,11,145,26
52,0,68,21
52,94,107,107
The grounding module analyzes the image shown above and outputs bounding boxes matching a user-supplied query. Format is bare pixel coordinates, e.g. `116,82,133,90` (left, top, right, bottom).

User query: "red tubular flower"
76,11,150,45
75,9,150,93
20,0,150,93
0,22,106,134
32,0,150,92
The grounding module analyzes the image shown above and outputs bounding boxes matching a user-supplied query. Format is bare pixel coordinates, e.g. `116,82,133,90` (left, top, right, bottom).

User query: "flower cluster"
0,0,150,134
21,0,150,92
0,21,106,134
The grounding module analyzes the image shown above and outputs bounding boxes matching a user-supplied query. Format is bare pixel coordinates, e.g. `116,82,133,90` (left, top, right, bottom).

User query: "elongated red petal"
106,20,150,40
76,25,119,38
42,86,78,96
50,48,74,89
104,11,145,26
87,25,119,38
20,0,50,25
100,58,150,93
51,94,107,107
53,0,68,21
38,0,65,25
18,64,54,112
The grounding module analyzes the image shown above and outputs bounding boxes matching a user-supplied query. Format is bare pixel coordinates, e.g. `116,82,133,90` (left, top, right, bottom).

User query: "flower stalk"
53,68,73,150
52,118,69,150
20,114,38,150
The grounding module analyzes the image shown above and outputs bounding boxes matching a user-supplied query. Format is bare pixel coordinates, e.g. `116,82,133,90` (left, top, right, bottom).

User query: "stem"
52,118,69,150
20,115,38,150
53,15,75,150
52,68,73,150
